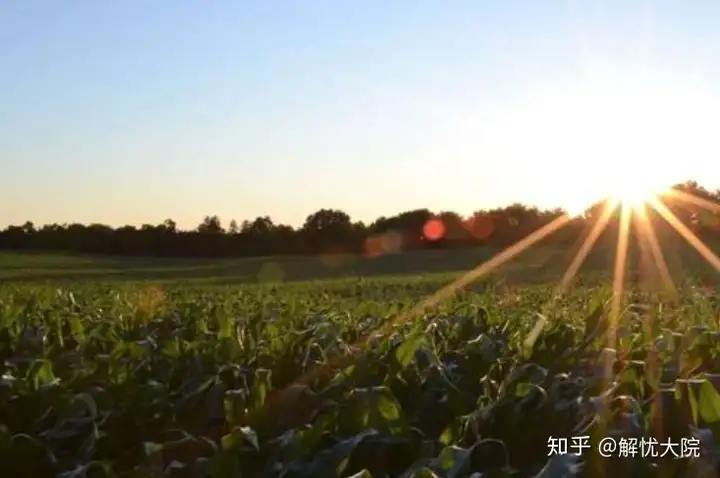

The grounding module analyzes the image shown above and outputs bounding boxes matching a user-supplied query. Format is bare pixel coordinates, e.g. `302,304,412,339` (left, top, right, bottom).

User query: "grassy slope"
0,246,594,284
1,237,717,286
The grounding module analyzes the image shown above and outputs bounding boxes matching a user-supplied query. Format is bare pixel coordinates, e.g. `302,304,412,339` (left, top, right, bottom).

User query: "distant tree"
437,211,469,243
197,215,224,234
302,209,356,252
163,219,177,233
302,209,351,233
21,221,35,234
369,209,433,250
243,216,275,236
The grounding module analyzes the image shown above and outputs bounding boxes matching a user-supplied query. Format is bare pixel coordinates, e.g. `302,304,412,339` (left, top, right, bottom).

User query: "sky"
3,1,720,230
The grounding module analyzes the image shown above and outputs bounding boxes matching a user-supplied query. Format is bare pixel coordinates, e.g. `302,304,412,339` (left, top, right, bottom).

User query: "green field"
0,247,565,285
1,248,720,477
1,239,717,286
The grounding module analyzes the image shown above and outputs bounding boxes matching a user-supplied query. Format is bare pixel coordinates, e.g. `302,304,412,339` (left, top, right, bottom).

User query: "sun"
559,170,669,217
561,162,672,216
606,172,668,211
514,69,714,216
473,65,720,218
611,186,651,209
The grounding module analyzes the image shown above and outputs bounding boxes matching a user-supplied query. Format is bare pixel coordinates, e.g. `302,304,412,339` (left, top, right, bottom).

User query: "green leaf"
223,388,248,427
252,368,272,410
583,300,606,341
347,470,373,478
433,445,472,477
26,359,55,389
522,313,546,359
396,333,425,369
348,387,408,435
676,379,703,426
409,468,441,478
377,391,401,422
221,426,259,452
143,441,164,456
293,429,378,477
74,392,98,420
438,423,457,446
698,380,720,424
67,315,85,343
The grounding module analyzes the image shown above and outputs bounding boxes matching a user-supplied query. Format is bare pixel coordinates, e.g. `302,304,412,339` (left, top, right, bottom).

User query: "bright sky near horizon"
3,1,720,230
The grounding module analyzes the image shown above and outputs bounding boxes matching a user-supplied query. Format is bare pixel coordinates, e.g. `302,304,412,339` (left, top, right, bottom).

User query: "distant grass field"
0,247,558,284
1,238,717,286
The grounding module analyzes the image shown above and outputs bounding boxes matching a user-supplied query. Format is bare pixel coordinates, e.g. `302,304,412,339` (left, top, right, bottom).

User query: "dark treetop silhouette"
1,182,718,259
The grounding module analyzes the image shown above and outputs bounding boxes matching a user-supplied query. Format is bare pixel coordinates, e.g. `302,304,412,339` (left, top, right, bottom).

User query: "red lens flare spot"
364,236,383,258
364,230,404,257
464,214,494,240
423,218,445,241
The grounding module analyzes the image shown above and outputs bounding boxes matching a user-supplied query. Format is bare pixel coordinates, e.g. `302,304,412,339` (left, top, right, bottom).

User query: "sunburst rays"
556,199,619,295
261,185,720,418
648,195,720,272
369,185,718,340
251,0,720,441
634,203,677,298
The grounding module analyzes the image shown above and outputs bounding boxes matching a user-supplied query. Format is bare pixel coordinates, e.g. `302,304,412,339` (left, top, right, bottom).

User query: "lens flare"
423,218,445,241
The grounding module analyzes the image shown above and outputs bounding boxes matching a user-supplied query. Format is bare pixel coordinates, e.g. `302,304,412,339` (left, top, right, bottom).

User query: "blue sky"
3,1,720,229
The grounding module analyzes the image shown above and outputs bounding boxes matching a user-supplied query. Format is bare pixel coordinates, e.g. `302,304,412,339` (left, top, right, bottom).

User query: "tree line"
1,181,719,258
